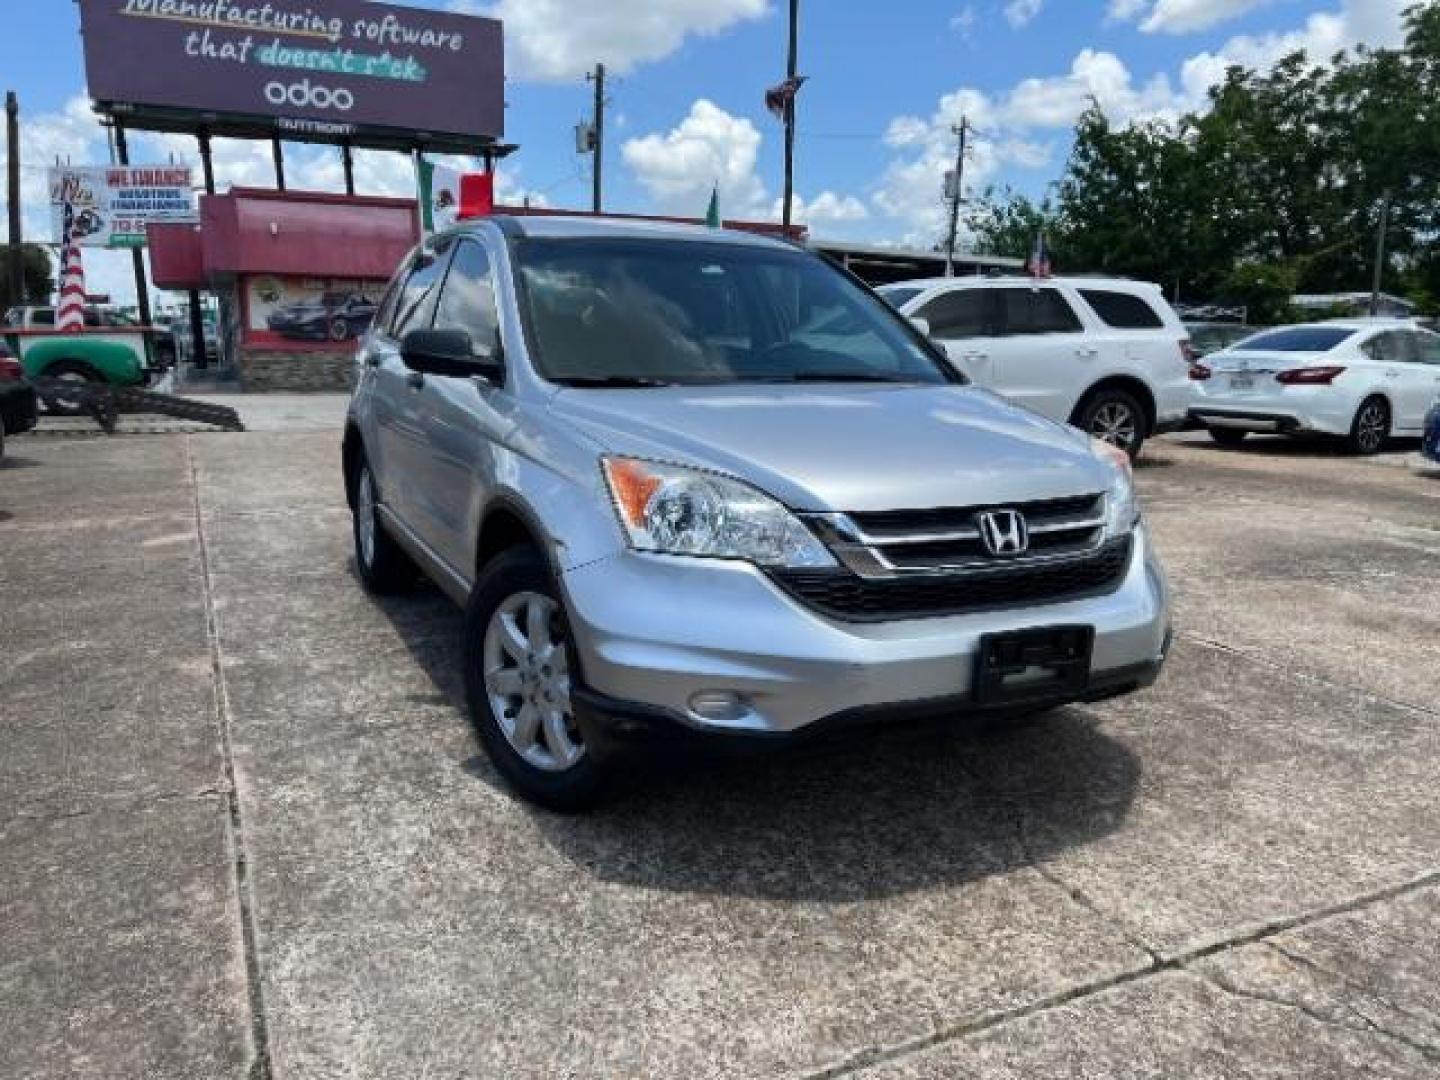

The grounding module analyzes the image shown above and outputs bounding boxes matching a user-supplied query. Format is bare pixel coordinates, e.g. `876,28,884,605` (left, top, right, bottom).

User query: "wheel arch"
1072,375,1157,434
341,422,364,510
476,496,557,583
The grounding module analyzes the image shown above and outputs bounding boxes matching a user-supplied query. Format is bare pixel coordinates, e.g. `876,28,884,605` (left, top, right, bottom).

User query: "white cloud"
950,5,978,37
452,0,769,82
1111,0,1272,35
1004,0,1044,29
621,99,766,215
775,191,868,225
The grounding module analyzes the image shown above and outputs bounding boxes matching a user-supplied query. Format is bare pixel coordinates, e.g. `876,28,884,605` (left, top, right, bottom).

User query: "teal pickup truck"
2,306,158,413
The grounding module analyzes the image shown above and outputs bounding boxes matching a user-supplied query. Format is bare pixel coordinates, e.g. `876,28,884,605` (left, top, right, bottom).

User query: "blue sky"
0,0,1412,302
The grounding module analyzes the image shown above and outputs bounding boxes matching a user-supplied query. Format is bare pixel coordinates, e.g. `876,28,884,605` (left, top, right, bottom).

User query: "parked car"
3,305,154,413
343,218,1172,810
1421,395,1440,466
876,276,1193,458
267,291,378,342
1188,320,1440,454
0,339,38,459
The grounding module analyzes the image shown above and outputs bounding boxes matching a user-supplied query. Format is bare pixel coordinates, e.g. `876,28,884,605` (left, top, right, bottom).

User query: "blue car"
1424,398,1440,464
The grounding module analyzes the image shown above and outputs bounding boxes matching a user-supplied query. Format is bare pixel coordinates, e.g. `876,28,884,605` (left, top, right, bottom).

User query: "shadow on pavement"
370,575,1143,905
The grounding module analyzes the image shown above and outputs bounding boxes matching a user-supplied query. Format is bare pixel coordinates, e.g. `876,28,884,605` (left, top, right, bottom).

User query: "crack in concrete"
1266,941,1440,1050
1180,632,1440,722
0,787,225,827
186,437,274,1080
806,861,1440,1076
1189,962,1440,1067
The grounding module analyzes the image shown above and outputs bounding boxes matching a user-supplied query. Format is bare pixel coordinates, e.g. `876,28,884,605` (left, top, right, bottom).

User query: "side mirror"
907,316,932,339
400,328,503,382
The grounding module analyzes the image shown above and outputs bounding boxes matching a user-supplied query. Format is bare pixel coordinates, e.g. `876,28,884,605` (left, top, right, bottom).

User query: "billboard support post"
342,143,356,197
191,130,215,370
271,136,286,191
197,130,215,195
111,120,152,326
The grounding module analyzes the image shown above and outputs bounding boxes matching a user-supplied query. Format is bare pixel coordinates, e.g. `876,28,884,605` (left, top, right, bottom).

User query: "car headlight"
1090,438,1140,539
601,456,836,568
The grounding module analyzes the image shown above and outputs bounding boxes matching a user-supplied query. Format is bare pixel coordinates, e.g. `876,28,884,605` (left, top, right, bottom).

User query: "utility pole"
1369,190,1392,317
111,120,152,327
587,62,605,213
943,117,969,278
5,92,21,304
780,0,799,232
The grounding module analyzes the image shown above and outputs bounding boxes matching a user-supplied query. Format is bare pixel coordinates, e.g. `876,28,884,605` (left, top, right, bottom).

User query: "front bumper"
561,524,1171,738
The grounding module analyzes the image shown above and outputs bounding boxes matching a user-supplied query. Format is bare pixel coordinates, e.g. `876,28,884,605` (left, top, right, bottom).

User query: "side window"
916,289,991,340
432,239,501,350
31,308,55,327
1079,289,1164,329
1365,331,1414,363
371,260,408,336
1411,331,1440,366
391,243,452,337
996,288,1083,336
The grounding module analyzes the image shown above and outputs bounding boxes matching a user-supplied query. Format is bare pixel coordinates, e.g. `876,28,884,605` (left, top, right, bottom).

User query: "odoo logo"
264,80,355,112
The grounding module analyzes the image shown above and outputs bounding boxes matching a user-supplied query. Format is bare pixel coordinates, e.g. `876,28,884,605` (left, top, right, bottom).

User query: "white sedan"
1188,320,1440,454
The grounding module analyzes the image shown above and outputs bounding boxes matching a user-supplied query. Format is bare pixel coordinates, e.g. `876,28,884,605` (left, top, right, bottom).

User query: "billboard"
78,0,504,151
245,274,382,346
49,165,197,248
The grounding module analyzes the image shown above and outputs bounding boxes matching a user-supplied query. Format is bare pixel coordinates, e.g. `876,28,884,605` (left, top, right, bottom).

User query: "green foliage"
1219,263,1299,324
972,1,1440,307
0,244,54,311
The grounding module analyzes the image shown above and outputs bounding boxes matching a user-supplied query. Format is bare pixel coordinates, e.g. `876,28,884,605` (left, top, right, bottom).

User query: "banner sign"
245,274,382,347
78,0,505,150
48,165,197,249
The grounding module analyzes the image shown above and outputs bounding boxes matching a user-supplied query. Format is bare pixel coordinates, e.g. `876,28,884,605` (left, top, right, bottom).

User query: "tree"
0,244,54,311
969,186,1060,261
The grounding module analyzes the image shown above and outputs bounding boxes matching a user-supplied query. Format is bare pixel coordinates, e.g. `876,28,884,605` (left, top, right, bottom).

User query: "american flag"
56,201,87,332
1025,231,1052,280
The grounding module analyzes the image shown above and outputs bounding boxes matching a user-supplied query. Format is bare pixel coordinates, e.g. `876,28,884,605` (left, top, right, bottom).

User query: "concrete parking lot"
2,410,1439,1078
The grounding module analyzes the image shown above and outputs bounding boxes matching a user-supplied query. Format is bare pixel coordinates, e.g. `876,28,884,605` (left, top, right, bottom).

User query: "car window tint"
916,289,990,340
1363,331,1414,363
1080,289,1164,329
877,285,924,310
372,259,409,335
433,240,501,349
1412,331,1440,365
997,288,1082,336
31,309,55,326
391,244,451,337
1242,327,1355,352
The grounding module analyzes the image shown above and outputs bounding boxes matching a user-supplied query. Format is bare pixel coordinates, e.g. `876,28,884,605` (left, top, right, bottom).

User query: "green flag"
416,157,436,233
704,185,720,228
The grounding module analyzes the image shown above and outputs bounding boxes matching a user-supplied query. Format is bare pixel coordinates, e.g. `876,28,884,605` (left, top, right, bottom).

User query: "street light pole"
5,92,22,304
781,0,799,231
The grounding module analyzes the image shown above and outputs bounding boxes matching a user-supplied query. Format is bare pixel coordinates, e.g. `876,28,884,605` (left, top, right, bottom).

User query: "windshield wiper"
552,375,680,388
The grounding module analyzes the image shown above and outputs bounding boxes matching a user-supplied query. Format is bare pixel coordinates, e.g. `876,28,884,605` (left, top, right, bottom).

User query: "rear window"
1237,327,1356,352
1080,289,1165,329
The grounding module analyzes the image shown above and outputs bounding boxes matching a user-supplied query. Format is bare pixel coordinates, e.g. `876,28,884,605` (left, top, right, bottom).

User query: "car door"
408,236,514,575
1362,330,1428,431
984,286,1087,421
369,239,453,528
1398,330,1440,430
913,286,996,384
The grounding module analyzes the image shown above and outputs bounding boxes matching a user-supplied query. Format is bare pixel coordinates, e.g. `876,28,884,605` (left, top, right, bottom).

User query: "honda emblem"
977,509,1029,556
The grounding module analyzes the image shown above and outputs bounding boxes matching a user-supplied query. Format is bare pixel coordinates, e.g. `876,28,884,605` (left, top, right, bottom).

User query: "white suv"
878,277,1193,457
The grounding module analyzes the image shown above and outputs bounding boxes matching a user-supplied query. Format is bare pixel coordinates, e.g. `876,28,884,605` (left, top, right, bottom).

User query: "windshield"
1234,327,1355,352
876,285,925,310
513,238,954,387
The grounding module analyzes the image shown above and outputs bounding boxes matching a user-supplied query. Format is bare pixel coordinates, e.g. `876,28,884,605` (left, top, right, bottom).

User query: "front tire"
1075,389,1147,459
41,359,102,416
462,547,614,812
351,460,415,593
1347,396,1390,456
1207,426,1249,447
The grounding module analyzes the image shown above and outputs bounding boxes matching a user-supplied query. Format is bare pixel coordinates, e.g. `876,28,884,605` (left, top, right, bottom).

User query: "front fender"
22,337,144,384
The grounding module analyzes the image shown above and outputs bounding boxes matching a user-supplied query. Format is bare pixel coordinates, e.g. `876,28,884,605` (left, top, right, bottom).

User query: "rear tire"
1347,396,1389,456
462,547,616,812
41,359,102,416
1074,388,1148,459
1207,426,1249,447
351,460,415,593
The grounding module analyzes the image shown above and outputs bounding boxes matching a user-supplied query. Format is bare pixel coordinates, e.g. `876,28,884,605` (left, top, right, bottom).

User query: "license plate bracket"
974,625,1094,705
1229,374,1255,390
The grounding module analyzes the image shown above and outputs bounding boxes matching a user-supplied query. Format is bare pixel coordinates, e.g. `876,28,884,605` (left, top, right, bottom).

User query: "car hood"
548,383,1110,512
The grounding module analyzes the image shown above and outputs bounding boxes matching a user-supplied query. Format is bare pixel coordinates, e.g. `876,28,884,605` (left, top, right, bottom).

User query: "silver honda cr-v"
343,216,1171,810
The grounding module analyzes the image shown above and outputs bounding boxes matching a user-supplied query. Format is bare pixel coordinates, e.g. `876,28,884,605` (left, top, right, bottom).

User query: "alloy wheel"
482,591,583,772
1356,402,1387,454
356,467,377,569
1090,400,1138,450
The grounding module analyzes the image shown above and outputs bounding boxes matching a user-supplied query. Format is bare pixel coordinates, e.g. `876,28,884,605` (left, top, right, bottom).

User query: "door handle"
406,371,425,390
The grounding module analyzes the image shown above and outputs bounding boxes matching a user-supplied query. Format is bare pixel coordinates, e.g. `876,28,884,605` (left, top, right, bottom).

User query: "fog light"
688,690,749,724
